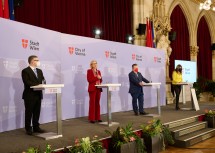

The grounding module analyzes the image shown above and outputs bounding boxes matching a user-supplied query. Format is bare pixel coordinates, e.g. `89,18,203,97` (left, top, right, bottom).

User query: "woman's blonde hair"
90,60,97,68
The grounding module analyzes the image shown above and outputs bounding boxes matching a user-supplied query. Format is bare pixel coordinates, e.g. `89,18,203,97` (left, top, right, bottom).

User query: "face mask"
134,68,138,72
36,61,41,67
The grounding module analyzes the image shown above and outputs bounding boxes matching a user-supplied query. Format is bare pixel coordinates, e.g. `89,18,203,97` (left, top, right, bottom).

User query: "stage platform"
0,101,214,153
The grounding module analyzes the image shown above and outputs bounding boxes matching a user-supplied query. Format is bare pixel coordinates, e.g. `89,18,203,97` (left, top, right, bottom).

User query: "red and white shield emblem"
105,51,110,58
22,39,28,49
132,54,136,60
154,57,157,62
69,47,74,55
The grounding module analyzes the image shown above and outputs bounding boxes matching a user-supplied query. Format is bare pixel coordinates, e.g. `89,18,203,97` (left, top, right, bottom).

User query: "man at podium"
21,55,45,135
129,64,150,116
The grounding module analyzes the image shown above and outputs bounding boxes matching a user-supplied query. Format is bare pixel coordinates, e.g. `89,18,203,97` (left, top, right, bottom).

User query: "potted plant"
24,147,40,153
206,81,215,98
204,109,215,128
105,123,146,153
24,144,52,153
69,136,104,153
140,119,174,153
193,77,207,100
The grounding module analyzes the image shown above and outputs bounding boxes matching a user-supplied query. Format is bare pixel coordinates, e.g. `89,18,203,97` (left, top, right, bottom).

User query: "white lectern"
31,84,64,140
175,82,199,111
143,83,161,117
175,82,191,104
95,84,121,127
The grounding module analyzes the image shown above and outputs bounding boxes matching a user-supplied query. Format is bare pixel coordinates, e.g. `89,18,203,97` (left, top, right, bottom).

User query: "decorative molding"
190,46,199,56
196,11,215,43
168,0,196,46
134,35,145,40
153,0,172,81
153,0,171,37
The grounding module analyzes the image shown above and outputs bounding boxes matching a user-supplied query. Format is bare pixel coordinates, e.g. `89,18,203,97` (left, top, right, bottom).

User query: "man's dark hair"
132,64,138,68
28,55,38,64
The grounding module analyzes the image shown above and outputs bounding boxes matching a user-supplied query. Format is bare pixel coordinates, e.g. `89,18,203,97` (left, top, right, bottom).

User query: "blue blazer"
128,71,149,94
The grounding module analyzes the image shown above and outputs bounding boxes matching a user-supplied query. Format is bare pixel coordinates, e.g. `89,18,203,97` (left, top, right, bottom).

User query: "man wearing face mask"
172,64,183,110
129,64,150,116
21,55,45,135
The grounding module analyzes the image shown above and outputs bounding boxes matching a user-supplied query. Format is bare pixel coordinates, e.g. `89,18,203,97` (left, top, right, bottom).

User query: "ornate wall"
133,0,215,103
133,0,215,80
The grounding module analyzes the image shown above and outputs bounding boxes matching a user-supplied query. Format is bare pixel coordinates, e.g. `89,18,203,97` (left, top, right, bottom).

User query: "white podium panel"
175,82,190,105
174,83,199,111
143,83,161,117
95,84,121,127
31,84,64,140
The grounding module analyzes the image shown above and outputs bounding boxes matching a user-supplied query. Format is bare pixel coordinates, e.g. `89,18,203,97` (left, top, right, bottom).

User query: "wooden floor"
161,136,215,153
1,102,214,152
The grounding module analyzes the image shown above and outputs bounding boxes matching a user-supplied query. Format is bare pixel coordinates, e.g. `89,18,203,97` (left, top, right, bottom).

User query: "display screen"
175,60,197,83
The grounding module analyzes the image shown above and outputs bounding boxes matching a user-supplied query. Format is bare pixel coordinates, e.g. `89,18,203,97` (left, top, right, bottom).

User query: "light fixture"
199,0,215,11
93,28,102,39
126,35,134,44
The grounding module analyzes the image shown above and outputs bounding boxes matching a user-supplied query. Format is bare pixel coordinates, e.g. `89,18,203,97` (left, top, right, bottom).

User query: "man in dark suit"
21,55,45,135
129,64,149,116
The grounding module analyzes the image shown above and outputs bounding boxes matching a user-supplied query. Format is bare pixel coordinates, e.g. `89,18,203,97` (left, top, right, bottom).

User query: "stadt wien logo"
105,50,116,59
22,39,28,49
132,53,143,61
154,56,162,63
21,39,40,51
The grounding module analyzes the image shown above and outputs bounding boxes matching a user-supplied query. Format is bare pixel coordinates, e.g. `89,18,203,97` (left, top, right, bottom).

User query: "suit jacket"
22,66,45,100
87,69,102,92
128,71,149,94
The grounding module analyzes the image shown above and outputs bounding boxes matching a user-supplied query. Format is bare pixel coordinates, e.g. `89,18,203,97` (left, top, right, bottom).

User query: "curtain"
169,5,190,78
197,17,212,80
14,0,132,43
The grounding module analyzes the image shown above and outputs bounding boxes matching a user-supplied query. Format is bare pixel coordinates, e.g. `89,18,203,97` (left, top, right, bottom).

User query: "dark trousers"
88,89,101,121
24,98,41,130
131,92,144,113
172,85,181,109
171,83,175,97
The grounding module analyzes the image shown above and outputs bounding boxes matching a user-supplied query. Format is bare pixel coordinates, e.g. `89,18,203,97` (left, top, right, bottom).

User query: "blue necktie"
33,68,38,78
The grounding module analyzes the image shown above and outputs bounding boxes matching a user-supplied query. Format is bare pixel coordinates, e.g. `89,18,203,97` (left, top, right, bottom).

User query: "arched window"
197,17,212,80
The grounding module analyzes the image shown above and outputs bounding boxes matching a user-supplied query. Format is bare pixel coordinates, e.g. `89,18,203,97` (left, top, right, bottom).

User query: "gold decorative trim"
190,46,199,56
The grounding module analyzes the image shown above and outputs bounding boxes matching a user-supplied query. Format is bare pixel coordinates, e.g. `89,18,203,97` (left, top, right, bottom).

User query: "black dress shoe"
90,121,95,124
33,127,45,133
97,120,103,122
26,130,33,135
140,112,149,115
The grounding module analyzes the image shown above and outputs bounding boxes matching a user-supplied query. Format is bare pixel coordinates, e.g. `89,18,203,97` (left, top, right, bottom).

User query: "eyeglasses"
34,60,39,61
